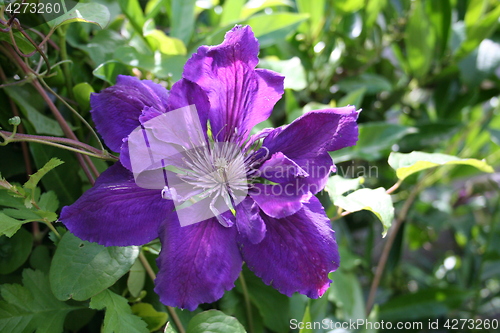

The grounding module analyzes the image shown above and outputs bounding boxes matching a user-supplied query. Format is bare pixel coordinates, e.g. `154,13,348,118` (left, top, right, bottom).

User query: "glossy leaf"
186,310,246,333
388,151,494,181
48,2,110,30
50,232,139,301
89,290,149,333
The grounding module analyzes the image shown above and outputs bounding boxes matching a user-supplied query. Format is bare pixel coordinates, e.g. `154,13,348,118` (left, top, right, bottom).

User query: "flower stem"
238,272,254,333
138,251,185,333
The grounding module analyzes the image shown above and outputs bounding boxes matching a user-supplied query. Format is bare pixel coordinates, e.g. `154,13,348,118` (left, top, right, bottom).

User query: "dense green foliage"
1,0,499,332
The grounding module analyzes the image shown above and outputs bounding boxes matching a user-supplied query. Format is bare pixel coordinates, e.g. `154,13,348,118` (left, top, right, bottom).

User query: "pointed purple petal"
155,218,242,310
240,196,339,298
250,183,311,218
183,26,284,141
60,162,171,246
235,197,266,244
263,106,359,159
90,75,169,151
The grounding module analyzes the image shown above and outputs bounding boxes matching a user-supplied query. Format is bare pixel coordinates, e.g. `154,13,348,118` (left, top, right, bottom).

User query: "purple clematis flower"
60,26,359,311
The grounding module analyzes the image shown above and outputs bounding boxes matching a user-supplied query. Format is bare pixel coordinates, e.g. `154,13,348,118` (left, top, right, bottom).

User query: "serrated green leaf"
50,232,139,301
0,269,79,333
388,151,494,181
38,191,59,212
131,303,168,332
331,188,394,236
47,2,111,30
186,310,246,333
90,290,149,333
0,213,25,237
0,228,33,274
24,158,64,192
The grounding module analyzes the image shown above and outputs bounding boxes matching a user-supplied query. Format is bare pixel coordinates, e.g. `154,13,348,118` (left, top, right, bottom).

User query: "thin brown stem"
365,181,423,315
138,252,186,333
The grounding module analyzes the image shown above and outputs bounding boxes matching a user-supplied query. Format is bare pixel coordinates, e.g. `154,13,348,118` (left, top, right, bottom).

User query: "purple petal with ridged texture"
183,26,284,141
250,183,311,219
155,218,242,310
263,107,359,159
90,75,169,151
240,196,339,298
60,162,172,246
235,197,266,244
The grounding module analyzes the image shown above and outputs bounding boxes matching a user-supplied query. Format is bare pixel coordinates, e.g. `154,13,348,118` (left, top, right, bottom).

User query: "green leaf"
0,31,35,54
127,258,146,298
388,151,494,181
365,0,387,29
331,188,394,236
379,288,469,321
4,87,64,136
0,269,79,333
89,290,149,333
50,232,139,301
240,0,292,19
29,143,82,207
405,0,435,79
244,13,309,48
170,0,197,45
455,3,500,60
220,0,245,26
258,57,306,90
144,29,187,55
337,73,392,94
24,158,64,192
93,60,134,84
298,304,312,333
296,0,325,37
118,0,146,36
0,213,25,238
328,269,365,320
48,2,111,30
186,310,246,333
131,303,168,332
338,87,366,108
0,228,33,274
330,123,416,163
333,0,364,13
325,175,363,197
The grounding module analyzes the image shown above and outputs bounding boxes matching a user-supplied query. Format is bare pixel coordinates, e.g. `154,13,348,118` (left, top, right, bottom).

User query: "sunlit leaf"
48,2,110,30
388,151,494,181
131,303,168,332
186,310,246,333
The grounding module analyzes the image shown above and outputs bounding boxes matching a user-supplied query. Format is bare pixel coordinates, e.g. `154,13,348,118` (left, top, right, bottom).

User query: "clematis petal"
250,183,311,219
240,196,339,298
259,152,309,183
60,162,172,246
91,75,169,152
263,106,359,159
288,152,336,194
155,218,242,311
235,197,266,244
182,26,284,141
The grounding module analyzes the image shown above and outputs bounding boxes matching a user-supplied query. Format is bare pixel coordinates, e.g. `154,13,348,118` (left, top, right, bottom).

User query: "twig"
138,252,186,333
